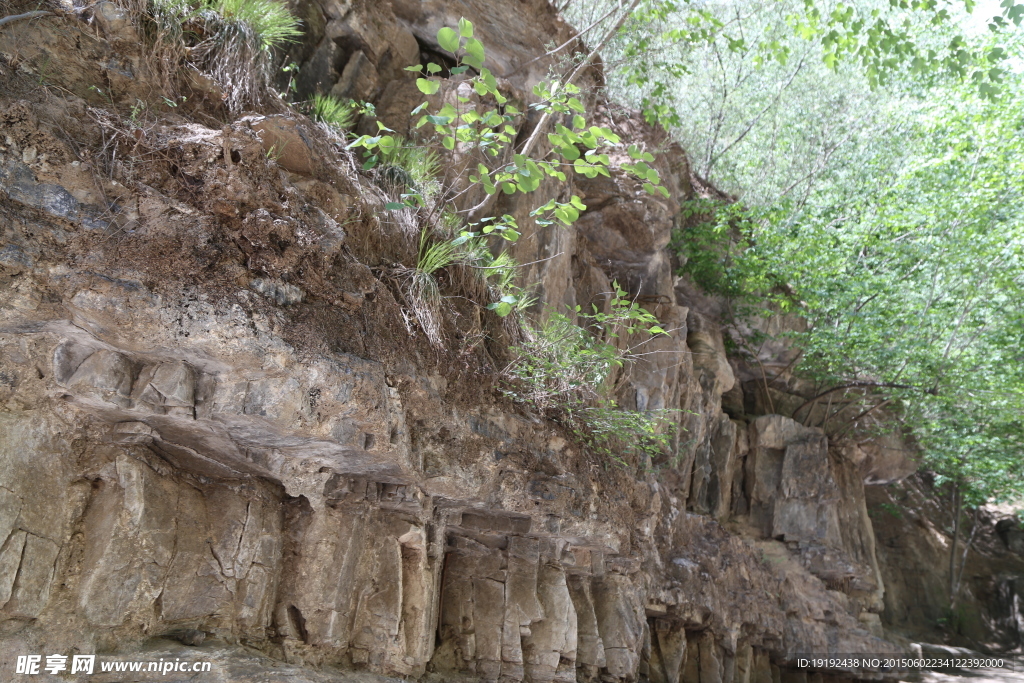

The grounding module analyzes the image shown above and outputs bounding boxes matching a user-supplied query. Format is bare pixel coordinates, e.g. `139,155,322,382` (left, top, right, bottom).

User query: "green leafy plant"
501,283,670,463
567,402,671,466
673,199,787,309
349,20,671,461
504,311,623,408
504,283,667,408
672,77,1024,538
349,17,668,242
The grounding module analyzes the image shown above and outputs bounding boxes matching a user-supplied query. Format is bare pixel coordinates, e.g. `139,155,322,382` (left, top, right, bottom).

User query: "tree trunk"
948,481,960,607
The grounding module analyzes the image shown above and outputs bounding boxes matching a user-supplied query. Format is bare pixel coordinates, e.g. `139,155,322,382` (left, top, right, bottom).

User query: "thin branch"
706,54,807,174
508,3,621,77
0,10,53,28
793,381,920,420
466,0,642,223
832,398,893,439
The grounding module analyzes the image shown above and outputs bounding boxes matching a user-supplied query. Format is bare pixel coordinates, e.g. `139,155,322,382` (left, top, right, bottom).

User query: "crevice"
287,604,309,643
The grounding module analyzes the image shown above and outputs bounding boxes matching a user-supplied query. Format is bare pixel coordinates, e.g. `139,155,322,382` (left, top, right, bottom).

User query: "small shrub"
504,311,621,409
673,199,783,305
567,403,671,466
345,20,672,463
502,288,670,464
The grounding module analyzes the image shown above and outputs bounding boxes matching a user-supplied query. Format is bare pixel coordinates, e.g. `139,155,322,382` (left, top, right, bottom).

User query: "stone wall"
0,0,1020,681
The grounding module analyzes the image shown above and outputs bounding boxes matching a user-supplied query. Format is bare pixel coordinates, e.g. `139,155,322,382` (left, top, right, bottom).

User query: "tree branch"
466,0,642,223
0,10,53,29
793,381,920,420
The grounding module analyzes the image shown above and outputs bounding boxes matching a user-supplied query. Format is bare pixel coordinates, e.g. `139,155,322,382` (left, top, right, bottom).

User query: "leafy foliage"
562,0,1024,134
347,20,671,461
503,284,670,462
349,17,668,248
672,77,1024,505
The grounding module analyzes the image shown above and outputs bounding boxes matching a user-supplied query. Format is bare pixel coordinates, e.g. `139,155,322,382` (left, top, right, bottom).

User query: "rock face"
0,1,1018,682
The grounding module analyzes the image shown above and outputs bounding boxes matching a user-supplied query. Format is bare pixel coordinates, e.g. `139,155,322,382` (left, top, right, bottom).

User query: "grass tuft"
208,0,302,50
145,0,301,112
380,143,441,191
310,94,357,129
404,230,457,346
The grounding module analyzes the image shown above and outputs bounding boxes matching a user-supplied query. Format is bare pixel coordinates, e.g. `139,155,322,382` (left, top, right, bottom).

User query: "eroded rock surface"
0,1,1019,682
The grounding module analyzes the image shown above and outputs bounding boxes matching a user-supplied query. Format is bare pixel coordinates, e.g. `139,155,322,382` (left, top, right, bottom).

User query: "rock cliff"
0,0,1021,681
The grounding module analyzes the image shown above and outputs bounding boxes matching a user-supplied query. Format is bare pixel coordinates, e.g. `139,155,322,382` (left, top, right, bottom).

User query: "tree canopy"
559,0,1024,506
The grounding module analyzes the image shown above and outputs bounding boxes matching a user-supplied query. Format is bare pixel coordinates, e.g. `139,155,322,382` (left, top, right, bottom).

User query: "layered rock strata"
1,1,1018,682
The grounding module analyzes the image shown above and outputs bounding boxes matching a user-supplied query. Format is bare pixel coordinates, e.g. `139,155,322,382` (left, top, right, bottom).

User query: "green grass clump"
404,230,458,346
196,0,301,111
208,0,302,50
310,94,357,129
146,0,301,112
380,143,440,190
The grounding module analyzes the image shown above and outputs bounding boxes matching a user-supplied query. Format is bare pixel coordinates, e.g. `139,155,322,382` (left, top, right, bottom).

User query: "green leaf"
487,300,513,316
384,202,406,210
426,62,442,74
464,38,486,68
459,17,474,38
437,27,460,54
416,78,440,95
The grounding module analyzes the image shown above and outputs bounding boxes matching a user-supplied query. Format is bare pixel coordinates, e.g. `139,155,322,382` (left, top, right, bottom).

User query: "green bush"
502,286,670,464
348,20,672,463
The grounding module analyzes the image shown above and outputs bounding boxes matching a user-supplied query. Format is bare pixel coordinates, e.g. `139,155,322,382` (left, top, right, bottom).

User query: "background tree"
560,0,1024,616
